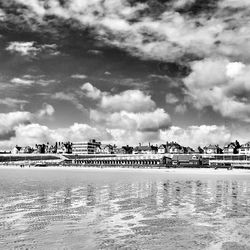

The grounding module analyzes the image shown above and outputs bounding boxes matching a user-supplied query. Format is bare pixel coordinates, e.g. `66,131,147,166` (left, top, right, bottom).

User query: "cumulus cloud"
37,103,55,118
81,82,103,100
0,122,113,148
0,0,221,62
6,41,59,58
0,104,56,143
3,0,250,63
6,42,39,56
183,58,250,122
81,82,156,112
13,123,61,146
11,78,35,86
90,108,171,132
80,82,171,130
0,111,32,140
100,90,156,113
161,125,232,148
0,98,29,108
10,76,57,87
58,123,112,142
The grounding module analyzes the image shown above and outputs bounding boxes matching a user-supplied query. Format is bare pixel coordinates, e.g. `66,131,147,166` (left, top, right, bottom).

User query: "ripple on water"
0,169,250,249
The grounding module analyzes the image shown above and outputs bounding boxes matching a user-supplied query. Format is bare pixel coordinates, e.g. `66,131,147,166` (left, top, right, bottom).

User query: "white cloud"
90,108,171,132
161,125,232,148
219,0,250,8
81,82,103,100
81,82,156,113
6,41,59,57
166,93,179,104
58,123,112,142
172,0,196,9
226,62,245,78
71,74,87,79
80,83,172,134
6,42,39,56
0,98,29,108
0,111,32,139
37,103,55,118
0,9,6,21
11,78,35,86
183,58,250,122
13,123,61,146
99,89,156,113
10,76,57,87
0,122,113,148
7,0,250,63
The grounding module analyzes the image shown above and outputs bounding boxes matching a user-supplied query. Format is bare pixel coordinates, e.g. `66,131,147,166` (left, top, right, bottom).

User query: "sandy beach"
1,164,250,176
1,164,250,249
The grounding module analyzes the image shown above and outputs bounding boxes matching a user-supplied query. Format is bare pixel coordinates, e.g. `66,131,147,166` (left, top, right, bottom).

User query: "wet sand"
0,167,250,249
1,165,250,176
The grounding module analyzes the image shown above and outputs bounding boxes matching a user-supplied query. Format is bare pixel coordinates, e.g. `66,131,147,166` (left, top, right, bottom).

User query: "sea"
0,168,250,250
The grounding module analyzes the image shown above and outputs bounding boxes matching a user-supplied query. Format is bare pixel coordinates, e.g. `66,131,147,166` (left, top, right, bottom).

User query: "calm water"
0,168,250,250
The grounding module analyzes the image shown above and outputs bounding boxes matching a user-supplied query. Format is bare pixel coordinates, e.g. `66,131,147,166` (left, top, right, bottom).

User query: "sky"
0,0,250,149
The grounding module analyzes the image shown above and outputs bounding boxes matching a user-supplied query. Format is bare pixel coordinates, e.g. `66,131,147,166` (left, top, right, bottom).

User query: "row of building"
7,139,250,155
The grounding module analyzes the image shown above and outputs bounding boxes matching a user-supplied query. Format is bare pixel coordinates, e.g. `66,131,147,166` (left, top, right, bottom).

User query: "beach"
1,164,250,176
0,166,250,249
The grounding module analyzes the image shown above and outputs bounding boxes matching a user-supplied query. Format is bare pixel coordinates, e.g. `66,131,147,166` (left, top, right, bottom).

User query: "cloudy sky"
0,0,250,149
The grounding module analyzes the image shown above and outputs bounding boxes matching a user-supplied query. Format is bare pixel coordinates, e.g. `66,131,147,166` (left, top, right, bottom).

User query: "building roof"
169,144,182,150
172,155,197,161
224,142,236,149
205,144,220,149
134,145,158,151
241,142,250,148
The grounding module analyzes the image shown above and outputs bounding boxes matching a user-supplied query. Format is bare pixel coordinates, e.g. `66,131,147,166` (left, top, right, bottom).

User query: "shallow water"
0,168,250,250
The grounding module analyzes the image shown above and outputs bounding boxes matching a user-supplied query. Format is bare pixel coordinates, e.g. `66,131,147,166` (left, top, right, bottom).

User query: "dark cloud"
0,130,16,141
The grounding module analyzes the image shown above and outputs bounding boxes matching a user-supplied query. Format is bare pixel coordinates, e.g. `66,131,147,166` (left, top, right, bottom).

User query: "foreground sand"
0,164,250,175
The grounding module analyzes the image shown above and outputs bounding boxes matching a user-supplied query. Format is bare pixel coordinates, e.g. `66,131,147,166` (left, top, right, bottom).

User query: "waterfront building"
34,144,46,154
203,144,222,154
11,145,21,154
183,147,195,154
239,142,250,154
72,139,101,154
23,146,34,154
168,143,184,154
56,142,72,154
158,144,168,154
223,141,240,154
101,144,114,154
113,147,127,154
121,145,133,154
133,144,158,154
196,146,204,154
172,154,201,166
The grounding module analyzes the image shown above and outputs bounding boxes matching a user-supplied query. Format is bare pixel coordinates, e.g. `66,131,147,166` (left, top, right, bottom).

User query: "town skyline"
5,138,249,155
1,1,250,149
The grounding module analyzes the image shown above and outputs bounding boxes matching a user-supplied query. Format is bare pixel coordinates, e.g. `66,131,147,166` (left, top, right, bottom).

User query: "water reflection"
0,170,249,249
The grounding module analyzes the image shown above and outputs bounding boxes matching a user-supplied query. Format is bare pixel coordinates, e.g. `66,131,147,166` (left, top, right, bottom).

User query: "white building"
72,139,101,154
239,142,250,154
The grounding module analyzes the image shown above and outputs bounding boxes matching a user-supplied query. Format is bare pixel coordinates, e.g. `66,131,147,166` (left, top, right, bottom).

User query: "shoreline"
0,165,250,175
